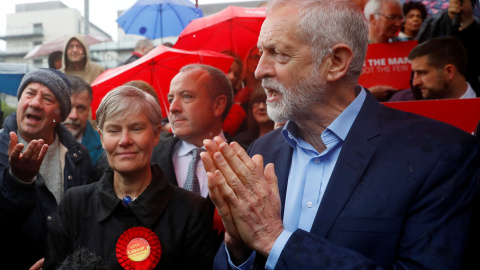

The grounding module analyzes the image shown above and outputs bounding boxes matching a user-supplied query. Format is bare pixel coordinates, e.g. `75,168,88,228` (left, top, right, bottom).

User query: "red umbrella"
90,45,234,119
24,34,111,59
173,5,266,60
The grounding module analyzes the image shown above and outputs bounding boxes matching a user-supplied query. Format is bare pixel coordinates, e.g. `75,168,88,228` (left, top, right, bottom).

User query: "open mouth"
26,114,41,121
265,88,281,102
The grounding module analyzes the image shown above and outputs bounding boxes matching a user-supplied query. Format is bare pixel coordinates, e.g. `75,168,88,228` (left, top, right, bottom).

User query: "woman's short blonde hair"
96,85,162,131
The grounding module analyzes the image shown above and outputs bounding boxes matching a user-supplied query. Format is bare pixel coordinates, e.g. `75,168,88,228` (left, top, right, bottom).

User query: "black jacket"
44,164,219,270
0,113,93,270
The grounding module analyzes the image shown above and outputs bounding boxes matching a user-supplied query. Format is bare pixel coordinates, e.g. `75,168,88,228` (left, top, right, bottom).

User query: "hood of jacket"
62,34,90,70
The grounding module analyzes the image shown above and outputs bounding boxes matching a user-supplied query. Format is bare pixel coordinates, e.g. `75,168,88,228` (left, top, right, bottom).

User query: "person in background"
391,36,476,101
44,86,219,270
61,34,105,84
0,68,92,270
397,1,427,40
222,50,244,92
364,0,404,44
201,0,480,269
48,51,63,70
238,46,262,104
123,39,154,65
63,75,103,165
363,0,405,101
221,50,248,136
233,85,274,151
417,0,480,96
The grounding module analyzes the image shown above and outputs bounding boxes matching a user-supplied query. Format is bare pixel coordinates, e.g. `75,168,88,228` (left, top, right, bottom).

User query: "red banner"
359,41,418,90
382,98,480,135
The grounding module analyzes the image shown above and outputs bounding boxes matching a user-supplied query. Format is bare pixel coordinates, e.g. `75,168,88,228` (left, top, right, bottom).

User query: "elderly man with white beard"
200,0,480,269
62,75,103,165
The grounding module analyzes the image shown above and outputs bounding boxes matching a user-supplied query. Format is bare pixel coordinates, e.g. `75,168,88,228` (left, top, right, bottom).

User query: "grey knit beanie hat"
17,68,72,121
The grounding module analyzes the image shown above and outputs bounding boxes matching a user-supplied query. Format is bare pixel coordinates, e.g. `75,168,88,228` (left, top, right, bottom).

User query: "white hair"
364,0,402,22
266,0,369,83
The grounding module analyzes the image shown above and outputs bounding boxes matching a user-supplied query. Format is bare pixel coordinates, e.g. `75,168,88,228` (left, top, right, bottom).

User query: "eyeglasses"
375,13,404,22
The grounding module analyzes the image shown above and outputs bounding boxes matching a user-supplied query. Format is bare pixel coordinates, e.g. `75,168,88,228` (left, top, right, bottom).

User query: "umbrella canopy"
24,34,111,59
174,5,266,60
0,63,36,96
117,0,203,40
90,45,234,119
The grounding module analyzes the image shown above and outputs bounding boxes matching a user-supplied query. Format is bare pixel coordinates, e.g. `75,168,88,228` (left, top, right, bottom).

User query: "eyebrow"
169,89,193,97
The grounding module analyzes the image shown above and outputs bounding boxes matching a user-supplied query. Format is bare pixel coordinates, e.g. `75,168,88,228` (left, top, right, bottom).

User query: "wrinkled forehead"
169,69,209,94
24,82,56,96
258,6,300,48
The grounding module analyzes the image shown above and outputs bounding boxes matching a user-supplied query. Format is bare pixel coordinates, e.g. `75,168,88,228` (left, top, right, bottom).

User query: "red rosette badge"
116,227,161,270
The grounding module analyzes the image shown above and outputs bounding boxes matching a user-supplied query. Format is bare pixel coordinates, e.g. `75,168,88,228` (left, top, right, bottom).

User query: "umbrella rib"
123,5,148,32
155,5,162,40
169,4,190,29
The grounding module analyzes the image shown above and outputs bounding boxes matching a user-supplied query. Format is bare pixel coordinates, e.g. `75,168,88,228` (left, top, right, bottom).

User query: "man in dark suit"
201,0,480,269
152,64,233,198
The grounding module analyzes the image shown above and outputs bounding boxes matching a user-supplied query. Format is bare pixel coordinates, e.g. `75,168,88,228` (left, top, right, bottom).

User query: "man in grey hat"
0,68,93,270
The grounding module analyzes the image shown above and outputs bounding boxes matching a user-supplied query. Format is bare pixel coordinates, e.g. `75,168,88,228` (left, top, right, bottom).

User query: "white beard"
263,67,325,123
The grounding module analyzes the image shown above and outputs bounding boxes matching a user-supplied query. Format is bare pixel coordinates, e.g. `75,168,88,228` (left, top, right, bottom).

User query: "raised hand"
201,136,284,258
8,132,49,182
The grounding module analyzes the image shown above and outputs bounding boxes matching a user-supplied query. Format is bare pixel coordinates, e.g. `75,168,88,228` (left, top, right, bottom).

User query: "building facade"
0,0,265,69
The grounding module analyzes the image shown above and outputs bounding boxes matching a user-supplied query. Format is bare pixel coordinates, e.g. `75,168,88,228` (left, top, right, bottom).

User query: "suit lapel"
310,93,382,237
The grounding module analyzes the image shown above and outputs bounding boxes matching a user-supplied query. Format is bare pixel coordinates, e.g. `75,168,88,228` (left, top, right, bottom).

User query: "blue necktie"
184,148,204,194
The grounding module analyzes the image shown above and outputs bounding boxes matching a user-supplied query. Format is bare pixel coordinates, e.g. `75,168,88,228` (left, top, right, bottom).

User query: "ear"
325,44,354,82
213,95,227,118
443,64,456,81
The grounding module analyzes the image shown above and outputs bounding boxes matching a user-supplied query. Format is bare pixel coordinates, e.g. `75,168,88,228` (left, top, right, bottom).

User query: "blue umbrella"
117,0,203,40
0,63,36,96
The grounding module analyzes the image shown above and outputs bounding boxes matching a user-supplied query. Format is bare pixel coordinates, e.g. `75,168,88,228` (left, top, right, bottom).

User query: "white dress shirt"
172,131,227,198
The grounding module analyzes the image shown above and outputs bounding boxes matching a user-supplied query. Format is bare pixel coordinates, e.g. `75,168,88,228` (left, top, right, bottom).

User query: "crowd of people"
0,0,480,269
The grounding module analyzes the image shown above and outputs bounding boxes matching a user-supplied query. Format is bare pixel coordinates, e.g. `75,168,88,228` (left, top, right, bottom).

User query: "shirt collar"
282,86,366,148
177,130,226,156
96,164,174,227
460,82,477,99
